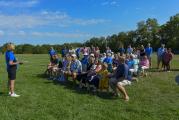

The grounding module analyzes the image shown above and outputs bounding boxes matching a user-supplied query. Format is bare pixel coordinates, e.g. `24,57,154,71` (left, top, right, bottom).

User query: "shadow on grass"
36,73,48,79
0,92,8,97
54,80,115,100
146,68,179,73
171,69,179,72
36,73,116,100
148,68,163,72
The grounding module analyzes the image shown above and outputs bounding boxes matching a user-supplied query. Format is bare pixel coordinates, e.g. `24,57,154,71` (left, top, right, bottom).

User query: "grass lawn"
0,54,179,120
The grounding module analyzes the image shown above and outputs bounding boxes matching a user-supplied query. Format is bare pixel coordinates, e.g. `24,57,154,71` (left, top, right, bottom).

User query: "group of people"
3,43,174,99
46,44,174,101
157,44,173,71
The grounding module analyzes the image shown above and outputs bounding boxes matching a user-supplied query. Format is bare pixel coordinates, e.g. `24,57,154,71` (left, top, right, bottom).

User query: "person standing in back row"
5,43,23,97
145,43,153,68
157,44,165,69
126,45,133,55
49,47,56,61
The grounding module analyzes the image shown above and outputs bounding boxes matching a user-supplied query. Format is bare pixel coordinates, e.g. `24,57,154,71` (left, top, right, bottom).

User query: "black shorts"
7,66,17,80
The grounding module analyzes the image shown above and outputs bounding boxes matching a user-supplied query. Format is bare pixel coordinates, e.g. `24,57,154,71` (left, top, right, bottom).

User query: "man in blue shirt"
49,47,56,61
119,46,125,56
109,57,130,101
61,47,69,58
126,45,133,54
76,47,81,59
145,43,153,68
157,44,165,69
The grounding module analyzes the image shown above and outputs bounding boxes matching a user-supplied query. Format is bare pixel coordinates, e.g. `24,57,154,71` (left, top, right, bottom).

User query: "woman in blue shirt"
5,43,22,97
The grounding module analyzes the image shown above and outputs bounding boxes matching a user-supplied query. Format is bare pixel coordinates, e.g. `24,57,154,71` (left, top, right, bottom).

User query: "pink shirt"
82,48,89,55
140,59,149,67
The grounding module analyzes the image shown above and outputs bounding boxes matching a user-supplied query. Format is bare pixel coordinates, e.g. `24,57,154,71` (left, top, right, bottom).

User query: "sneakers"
10,93,20,97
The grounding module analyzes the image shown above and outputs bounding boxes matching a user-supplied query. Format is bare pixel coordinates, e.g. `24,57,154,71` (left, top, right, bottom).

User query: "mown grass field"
0,54,179,120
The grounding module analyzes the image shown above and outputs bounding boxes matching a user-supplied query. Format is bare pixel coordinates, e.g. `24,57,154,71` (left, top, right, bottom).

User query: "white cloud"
5,31,92,39
70,18,108,26
0,11,108,29
0,15,45,29
30,32,92,38
101,0,119,7
0,0,39,8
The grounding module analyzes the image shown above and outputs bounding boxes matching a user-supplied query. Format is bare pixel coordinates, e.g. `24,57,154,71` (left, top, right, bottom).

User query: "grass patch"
0,54,179,120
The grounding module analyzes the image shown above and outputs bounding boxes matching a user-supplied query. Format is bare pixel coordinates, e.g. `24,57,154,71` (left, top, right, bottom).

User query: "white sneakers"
9,92,20,97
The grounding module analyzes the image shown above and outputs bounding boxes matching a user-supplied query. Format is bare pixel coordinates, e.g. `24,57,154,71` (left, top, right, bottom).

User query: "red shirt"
164,52,173,62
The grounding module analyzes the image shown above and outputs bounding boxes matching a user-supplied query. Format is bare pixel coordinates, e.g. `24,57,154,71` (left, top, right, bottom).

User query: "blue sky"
0,0,179,45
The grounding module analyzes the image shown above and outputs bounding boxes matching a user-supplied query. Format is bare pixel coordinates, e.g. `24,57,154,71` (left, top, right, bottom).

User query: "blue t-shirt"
49,49,56,56
62,49,68,57
70,60,82,73
126,59,135,69
62,60,69,71
157,48,165,57
145,47,153,56
5,51,17,70
103,57,113,64
114,63,129,80
119,48,125,54
81,56,88,65
76,48,81,55
127,48,133,54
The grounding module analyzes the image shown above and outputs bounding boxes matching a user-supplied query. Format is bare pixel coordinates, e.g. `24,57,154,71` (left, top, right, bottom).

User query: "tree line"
1,13,179,54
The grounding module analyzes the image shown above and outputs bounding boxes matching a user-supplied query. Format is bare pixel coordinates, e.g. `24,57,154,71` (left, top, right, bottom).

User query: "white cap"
131,54,137,59
90,53,95,57
107,53,111,56
83,52,88,56
71,54,77,57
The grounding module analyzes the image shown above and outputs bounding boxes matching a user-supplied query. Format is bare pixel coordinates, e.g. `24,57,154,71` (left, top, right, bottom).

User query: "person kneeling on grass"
109,56,131,101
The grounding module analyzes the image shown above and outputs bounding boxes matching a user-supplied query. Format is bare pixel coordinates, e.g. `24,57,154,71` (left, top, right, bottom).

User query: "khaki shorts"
117,80,131,86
